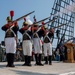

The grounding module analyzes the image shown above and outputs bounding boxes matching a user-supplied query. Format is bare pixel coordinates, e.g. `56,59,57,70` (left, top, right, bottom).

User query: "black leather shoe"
9,64,15,67
35,62,39,66
22,63,27,66
38,63,44,66
27,64,32,66
44,62,48,64
49,63,52,65
6,64,9,67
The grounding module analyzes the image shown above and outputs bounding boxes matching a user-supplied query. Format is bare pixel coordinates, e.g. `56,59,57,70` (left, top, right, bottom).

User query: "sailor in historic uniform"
43,27,54,65
1,16,19,67
32,23,44,66
19,20,33,66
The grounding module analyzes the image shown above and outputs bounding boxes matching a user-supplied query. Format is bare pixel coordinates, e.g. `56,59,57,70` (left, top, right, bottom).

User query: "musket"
28,18,64,31
26,17,56,27
39,18,57,27
35,16,50,24
45,18,57,25
12,11,35,23
53,23,67,29
3,11,35,28
4,11,35,26
25,17,57,31
34,22,66,35
40,23,66,31
22,16,57,30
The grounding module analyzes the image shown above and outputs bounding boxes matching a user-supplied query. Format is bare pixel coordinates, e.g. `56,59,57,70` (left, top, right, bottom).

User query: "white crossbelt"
33,27,41,38
5,25,16,37
44,32,51,42
23,31,31,40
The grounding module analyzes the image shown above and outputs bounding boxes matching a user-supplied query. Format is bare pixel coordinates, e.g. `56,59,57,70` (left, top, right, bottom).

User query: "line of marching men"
1,16,54,67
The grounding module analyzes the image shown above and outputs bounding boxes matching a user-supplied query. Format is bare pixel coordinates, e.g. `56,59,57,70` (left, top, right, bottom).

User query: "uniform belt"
23,37,31,40
5,36,14,38
44,37,50,43
23,35,31,40
44,41,50,43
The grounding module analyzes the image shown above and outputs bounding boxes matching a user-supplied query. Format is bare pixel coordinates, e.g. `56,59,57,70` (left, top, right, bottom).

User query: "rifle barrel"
13,11,35,22
35,17,50,24
45,18,57,25
54,24,66,29
39,18,57,27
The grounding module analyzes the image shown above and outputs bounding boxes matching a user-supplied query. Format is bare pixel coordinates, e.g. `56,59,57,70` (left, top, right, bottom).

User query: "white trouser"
22,40,32,56
33,38,42,54
5,37,16,54
43,43,52,56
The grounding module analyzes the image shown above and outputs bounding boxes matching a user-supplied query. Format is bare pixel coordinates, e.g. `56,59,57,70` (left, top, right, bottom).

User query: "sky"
0,0,54,43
